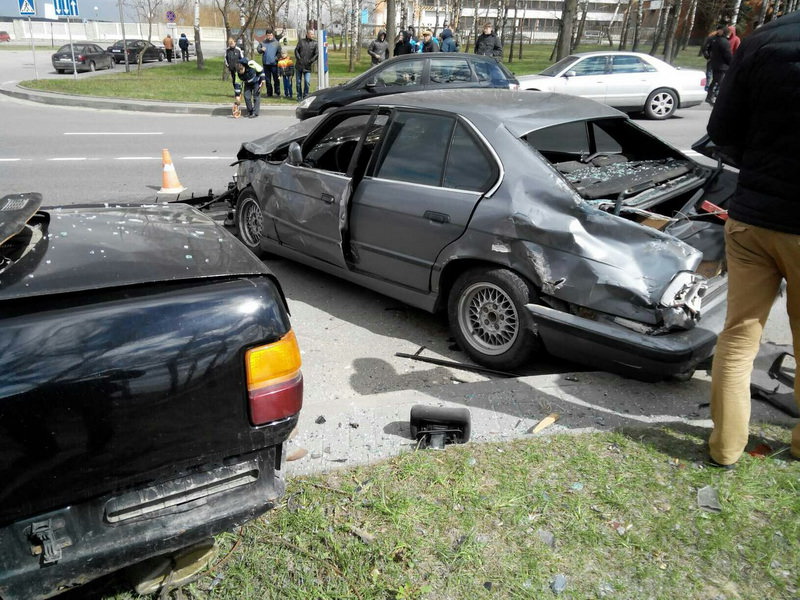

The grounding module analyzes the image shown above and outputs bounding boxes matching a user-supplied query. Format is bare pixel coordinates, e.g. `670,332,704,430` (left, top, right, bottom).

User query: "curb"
0,82,299,116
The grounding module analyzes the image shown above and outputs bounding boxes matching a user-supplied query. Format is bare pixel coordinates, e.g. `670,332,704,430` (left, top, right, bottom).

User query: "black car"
51,43,114,73
0,194,302,599
235,89,737,380
296,53,519,120
107,39,165,64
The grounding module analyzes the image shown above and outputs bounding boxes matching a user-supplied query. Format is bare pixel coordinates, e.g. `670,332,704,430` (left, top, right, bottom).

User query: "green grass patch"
19,45,709,105
102,424,799,599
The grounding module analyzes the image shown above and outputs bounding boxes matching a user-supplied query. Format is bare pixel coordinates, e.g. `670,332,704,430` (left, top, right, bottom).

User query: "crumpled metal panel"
237,116,324,159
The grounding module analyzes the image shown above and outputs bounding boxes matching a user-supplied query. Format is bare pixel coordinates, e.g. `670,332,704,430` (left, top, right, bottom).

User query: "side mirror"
287,142,303,166
564,70,577,78
365,77,378,89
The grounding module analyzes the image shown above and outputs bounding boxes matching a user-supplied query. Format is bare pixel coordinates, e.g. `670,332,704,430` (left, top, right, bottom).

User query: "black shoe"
707,457,735,470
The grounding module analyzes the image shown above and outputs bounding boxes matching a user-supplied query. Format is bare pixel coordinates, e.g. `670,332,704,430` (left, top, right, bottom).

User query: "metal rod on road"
28,17,38,80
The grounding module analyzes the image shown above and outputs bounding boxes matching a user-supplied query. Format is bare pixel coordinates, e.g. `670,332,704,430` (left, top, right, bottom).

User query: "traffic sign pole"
28,18,38,80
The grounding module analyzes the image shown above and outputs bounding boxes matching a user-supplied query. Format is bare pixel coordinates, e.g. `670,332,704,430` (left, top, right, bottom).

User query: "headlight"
659,271,706,314
298,96,315,109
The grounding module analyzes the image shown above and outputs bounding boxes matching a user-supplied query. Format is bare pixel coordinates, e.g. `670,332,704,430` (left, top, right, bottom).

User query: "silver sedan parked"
231,89,735,380
517,51,707,119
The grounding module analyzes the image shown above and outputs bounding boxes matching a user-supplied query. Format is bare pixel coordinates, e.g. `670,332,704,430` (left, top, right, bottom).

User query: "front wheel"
235,190,266,258
644,88,677,120
447,267,541,371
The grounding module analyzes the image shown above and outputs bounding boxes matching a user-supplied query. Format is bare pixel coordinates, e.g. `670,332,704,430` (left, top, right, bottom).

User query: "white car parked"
518,51,707,120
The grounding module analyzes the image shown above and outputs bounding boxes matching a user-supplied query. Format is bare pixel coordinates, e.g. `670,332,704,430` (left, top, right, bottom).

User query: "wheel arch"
434,256,541,313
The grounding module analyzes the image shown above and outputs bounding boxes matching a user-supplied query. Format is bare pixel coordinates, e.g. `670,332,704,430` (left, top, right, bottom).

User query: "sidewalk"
284,365,796,478
0,80,298,116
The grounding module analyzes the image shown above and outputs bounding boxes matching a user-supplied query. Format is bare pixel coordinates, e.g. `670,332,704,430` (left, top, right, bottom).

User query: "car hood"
238,115,324,158
691,134,741,169
0,203,270,301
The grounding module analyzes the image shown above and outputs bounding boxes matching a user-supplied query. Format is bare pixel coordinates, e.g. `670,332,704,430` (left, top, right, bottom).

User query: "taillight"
246,330,303,426
701,77,707,88
77,54,84,61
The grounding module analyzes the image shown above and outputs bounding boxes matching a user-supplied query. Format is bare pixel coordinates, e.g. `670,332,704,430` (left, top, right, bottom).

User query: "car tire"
447,267,541,371
89,61,96,72
108,59,114,69
158,52,165,62
235,190,267,258
56,68,64,74
644,88,677,120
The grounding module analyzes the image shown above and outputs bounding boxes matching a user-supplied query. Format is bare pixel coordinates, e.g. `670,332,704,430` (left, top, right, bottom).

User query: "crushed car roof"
350,89,627,135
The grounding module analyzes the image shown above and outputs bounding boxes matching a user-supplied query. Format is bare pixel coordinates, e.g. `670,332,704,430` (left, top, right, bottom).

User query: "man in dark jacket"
706,10,800,468
295,29,318,101
705,24,732,104
440,27,458,52
368,31,389,65
393,30,413,56
257,29,282,97
474,23,502,58
234,59,265,118
178,33,190,61
224,37,244,92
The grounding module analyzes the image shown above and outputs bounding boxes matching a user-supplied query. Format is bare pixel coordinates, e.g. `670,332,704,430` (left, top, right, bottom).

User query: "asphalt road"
0,53,791,413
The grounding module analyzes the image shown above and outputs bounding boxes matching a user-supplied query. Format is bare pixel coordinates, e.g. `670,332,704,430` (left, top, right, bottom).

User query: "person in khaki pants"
706,11,800,468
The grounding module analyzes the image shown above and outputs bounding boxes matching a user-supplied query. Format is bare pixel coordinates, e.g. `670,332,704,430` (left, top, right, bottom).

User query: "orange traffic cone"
157,149,186,195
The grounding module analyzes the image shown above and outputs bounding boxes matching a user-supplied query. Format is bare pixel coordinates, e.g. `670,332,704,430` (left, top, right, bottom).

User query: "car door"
551,55,610,102
268,110,385,269
605,55,659,107
349,110,499,291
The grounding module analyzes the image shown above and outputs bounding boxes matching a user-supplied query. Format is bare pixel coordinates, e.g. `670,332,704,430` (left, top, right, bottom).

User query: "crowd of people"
223,28,319,117
389,22,502,57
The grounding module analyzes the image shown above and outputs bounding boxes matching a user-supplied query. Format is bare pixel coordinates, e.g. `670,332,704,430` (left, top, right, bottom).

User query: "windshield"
539,55,579,77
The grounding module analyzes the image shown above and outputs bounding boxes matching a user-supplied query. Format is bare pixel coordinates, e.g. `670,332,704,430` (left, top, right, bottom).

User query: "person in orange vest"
277,51,295,99
162,34,174,63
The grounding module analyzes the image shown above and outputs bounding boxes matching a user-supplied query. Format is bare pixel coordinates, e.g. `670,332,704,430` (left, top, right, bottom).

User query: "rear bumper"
527,292,726,381
0,429,293,600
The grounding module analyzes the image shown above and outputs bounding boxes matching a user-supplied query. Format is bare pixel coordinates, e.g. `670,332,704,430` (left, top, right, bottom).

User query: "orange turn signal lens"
246,330,302,390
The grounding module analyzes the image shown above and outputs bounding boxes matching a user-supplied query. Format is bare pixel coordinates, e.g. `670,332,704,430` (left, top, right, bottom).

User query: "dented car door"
269,112,378,269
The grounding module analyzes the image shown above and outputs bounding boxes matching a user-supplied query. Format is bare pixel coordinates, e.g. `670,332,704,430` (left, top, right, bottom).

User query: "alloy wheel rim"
458,282,519,355
240,199,263,247
651,93,674,116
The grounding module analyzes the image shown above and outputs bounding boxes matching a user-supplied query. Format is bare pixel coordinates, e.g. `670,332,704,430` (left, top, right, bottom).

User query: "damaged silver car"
232,89,734,380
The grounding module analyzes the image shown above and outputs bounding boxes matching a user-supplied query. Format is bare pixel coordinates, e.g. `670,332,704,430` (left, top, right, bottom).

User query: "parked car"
51,42,114,73
106,39,165,63
517,51,707,120
0,193,303,599
0,31,11,43
234,89,736,380
296,53,520,120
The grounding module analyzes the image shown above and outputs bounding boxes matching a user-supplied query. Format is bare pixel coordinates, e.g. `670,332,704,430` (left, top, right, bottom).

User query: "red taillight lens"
701,77,707,87
77,55,84,61
246,330,303,426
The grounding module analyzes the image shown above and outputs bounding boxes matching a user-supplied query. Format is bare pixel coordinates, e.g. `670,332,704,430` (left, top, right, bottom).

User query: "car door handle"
320,193,335,204
424,210,450,224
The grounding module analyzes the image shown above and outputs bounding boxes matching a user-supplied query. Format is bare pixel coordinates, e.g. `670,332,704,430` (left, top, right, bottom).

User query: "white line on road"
64,132,164,135
183,156,235,160
0,158,21,162
115,157,161,160
48,157,87,161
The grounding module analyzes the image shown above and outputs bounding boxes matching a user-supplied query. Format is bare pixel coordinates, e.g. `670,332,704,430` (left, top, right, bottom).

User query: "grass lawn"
18,43,708,105
89,424,799,599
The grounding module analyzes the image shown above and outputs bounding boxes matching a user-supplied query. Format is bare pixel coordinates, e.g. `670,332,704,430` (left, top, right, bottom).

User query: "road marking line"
64,132,164,135
48,157,87,161
0,158,21,162
183,156,235,160
115,156,161,160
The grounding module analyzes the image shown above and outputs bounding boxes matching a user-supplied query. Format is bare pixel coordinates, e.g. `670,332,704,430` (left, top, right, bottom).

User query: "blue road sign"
19,0,35,16
166,10,176,22
54,0,79,17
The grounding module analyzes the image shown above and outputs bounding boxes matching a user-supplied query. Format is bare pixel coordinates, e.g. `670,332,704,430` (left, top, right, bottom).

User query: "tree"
631,0,643,51
126,0,164,42
555,0,578,61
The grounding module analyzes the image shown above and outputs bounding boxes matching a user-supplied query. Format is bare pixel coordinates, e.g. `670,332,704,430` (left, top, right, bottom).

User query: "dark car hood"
0,203,270,301
691,134,741,169
238,116,324,157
